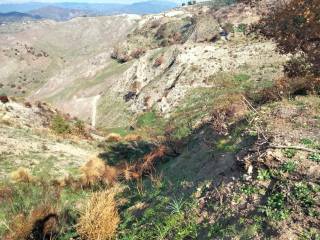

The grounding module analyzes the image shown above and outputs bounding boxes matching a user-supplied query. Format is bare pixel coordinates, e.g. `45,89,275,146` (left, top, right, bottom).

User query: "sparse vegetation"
1,1,320,239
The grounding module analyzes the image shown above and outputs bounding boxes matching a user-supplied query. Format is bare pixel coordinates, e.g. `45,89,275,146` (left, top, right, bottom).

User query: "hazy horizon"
0,0,180,4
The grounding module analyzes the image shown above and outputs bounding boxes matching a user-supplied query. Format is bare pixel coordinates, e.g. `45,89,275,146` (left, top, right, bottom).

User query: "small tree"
240,0,320,76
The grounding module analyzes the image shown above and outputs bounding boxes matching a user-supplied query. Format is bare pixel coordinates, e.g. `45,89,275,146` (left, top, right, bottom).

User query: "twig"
269,145,320,153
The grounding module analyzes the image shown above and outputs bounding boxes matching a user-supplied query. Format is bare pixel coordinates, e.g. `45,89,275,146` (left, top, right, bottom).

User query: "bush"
80,157,118,186
51,115,71,134
253,0,320,76
77,190,120,240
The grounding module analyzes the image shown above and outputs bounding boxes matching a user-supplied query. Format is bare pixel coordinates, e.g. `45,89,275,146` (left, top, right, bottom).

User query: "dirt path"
91,95,101,128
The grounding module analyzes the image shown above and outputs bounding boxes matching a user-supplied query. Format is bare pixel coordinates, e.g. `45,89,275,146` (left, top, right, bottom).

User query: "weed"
106,133,122,142
308,153,320,163
167,197,185,214
281,161,297,173
10,167,34,183
240,185,258,196
300,138,320,149
257,169,271,181
235,23,247,33
282,149,297,158
293,182,315,215
262,192,290,221
80,157,118,186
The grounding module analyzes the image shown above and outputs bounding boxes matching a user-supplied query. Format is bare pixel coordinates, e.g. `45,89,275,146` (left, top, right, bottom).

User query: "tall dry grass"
77,189,120,240
10,167,34,183
5,205,58,240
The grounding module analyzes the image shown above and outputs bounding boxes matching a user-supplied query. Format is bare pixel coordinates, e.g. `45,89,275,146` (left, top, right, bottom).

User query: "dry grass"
10,167,34,183
103,165,118,185
77,189,120,240
80,156,118,186
6,205,58,240
140,145,167,174
122,145,167,181
124,134,143,142
106,133,122,143
123,163,141,181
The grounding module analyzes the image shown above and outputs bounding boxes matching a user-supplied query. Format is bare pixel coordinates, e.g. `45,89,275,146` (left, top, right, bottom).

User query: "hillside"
0,1,319,240
0,2,284,129
0,12,42,23
29,6,91,21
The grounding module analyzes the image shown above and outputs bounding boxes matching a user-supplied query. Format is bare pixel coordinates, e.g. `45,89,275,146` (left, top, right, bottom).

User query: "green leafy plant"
241,185,258,196
293,182,315,215
262,192,290,221
257,169,271,181
281,161,297,173
235,23,247,33
308,153,320,163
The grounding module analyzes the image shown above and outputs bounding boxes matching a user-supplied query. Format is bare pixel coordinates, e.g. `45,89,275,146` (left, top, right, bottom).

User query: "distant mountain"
0,1,178,16
0,11,42,24
29,6,92,21
0,3,46,13
119,1,178,14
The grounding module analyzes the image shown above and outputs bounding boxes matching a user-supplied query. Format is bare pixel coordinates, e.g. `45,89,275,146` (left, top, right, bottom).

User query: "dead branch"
269,145,320,154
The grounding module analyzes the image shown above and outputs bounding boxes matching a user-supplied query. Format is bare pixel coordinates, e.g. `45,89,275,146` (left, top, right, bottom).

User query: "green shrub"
51,114,71,134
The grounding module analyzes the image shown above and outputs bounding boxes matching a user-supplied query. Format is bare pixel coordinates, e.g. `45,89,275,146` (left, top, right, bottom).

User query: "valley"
0,0,319,239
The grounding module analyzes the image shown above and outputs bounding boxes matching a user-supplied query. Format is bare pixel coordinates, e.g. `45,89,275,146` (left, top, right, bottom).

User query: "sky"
0,0,179,3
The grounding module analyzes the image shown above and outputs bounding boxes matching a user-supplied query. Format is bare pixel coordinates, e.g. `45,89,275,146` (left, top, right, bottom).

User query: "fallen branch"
269,145,320,154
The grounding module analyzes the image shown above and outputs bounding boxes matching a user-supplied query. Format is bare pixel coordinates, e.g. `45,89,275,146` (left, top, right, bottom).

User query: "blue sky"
0,0,179,3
